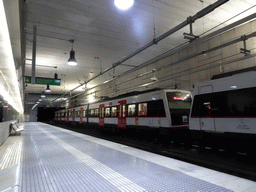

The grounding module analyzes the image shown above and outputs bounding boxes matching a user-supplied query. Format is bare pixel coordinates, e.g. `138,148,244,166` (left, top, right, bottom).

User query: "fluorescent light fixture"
89,94,94,103
0,85,19,112
230,86,237,89
32,104,38,111
114,0,134,10
0,1,23,113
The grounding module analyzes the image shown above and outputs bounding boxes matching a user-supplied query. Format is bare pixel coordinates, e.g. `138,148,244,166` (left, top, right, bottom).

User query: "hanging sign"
25,76,61,86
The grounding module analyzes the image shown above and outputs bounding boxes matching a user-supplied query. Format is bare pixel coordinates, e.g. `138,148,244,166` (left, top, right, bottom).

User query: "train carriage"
55,88,192,134
189,68,256,150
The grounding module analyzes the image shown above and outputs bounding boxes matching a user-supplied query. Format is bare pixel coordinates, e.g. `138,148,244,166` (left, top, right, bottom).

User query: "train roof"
99,88,190,102
56,88,191,112
211,66,256,80
193,66,256,95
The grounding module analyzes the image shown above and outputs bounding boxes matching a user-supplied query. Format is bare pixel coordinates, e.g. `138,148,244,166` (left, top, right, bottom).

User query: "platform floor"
1,122,256,192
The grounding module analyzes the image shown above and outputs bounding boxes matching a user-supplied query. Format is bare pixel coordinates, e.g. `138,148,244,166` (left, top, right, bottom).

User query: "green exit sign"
25,76,61,86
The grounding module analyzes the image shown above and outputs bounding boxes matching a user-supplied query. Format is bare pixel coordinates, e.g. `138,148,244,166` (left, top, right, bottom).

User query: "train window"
166,92,191,110
83,110,86,117
138,103,147,116
111,107,117,117
191,87,256,117
77,111,80,117
95,109,99,117
128,104,136,116
105,108,110,117
146,100,166,117
91,109,95,116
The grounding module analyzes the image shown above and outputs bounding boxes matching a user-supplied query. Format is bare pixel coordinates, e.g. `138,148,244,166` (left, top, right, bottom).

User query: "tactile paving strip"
20,123,233,192
0,134,22,170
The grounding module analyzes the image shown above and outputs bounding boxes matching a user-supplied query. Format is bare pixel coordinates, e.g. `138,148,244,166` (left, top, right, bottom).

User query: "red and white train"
190,68,256,149
55,88,192,134
55,68,256,151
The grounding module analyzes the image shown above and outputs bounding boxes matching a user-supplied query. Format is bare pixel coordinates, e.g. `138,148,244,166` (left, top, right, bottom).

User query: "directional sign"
25,76,61,86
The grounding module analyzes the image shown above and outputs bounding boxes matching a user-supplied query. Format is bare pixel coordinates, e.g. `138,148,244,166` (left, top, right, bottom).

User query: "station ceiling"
2,0,256,110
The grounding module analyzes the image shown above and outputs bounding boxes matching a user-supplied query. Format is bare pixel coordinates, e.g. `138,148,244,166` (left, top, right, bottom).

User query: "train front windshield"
166,92,192,126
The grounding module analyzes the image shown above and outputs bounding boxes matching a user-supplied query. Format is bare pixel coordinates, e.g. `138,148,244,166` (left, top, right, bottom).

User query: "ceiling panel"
21,0,256,107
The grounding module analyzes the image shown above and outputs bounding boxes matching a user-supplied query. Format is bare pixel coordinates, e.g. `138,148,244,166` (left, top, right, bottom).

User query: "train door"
80,108,83,124
86,104,89,125
152,93,161,127
199,86,215,131
99,104,105,127
72,109,75,124
118,100,127,129
60,111,62,121
67,110,69,122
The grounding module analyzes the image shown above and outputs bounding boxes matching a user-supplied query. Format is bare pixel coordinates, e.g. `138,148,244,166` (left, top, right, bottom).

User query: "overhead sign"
25,76,61,86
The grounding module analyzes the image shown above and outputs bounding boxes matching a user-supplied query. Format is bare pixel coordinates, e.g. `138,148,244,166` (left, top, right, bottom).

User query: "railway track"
49,122,256,182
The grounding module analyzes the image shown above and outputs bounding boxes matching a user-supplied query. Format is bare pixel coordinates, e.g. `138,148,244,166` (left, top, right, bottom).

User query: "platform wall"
0,120,15,145
62,17,256,108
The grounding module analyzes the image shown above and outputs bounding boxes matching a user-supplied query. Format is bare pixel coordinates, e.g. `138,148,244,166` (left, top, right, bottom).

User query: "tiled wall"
0,121,14,145
65,19,256,108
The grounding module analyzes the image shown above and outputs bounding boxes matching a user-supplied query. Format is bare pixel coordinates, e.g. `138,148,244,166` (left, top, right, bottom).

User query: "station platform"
1,122,256,192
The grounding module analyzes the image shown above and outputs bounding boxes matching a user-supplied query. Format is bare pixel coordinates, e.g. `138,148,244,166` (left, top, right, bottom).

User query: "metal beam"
31,25,36,84
52,0,229,102
121,12,256,78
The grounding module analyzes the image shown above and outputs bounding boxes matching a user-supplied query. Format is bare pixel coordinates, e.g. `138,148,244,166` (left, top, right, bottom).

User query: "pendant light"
67,39,77,66
41,91,46,98
45,85,51,93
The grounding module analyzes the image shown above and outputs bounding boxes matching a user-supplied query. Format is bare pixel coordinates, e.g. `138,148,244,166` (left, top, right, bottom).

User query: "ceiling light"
114,0,134,10
0,1,23,113
67,39,77,66
45,85,51,93
41,93,45,97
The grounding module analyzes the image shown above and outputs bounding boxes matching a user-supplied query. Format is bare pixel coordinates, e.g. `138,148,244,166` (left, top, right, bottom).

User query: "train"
190,67,256,150
54,88,192,135
55,68,256,151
